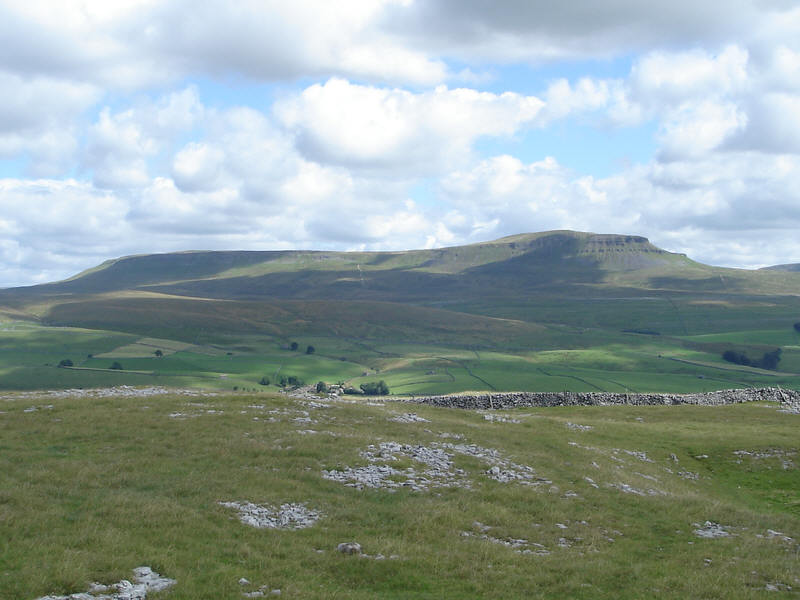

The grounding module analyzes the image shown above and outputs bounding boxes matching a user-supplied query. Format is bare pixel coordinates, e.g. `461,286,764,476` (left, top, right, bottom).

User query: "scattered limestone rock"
337,542,362,555
322,439,549,491
693,521,731,538
439,442,550,487
389,413,430,423
733,449,796,469
765,581,793,592
322,441,468,491
566,422,593,432
609,482,666,496
482,413,521,424
460,523,549,555
35,566,175,600
219,501,322,529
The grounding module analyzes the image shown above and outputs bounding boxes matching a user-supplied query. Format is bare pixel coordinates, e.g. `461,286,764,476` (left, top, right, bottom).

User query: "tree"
259,377,270,386
360,380,389,395
109,362,123,370
58,359,73,368
794,322,800,333
315,381,328,393
306,345,315,355
154,349,163,357
290,341,299,351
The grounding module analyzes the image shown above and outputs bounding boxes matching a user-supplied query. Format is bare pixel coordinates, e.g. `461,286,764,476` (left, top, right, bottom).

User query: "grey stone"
337,542,362,555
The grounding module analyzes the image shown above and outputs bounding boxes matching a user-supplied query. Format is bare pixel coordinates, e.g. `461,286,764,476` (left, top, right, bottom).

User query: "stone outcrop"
395,387,800,410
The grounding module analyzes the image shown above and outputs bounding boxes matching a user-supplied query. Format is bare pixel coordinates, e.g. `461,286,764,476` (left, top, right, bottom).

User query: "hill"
2,230,800,394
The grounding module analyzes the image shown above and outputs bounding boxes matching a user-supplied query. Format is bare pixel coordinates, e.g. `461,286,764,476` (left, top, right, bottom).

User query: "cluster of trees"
278,375,303,387
359,380,390,395
722,348,782,370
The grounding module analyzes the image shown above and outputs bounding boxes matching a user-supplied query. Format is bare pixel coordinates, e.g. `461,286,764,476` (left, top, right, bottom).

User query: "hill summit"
5,230,697,301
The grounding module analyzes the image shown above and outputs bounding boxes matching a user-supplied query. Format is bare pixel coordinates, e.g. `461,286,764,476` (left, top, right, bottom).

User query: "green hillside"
2,230,800,393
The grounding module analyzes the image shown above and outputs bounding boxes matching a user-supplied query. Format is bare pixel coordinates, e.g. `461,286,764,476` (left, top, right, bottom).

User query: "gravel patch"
35,566,175,600
219,501,322,529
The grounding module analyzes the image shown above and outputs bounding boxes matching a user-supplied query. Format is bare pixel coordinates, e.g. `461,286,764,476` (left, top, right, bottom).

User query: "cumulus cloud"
84,87,203,188
275,78,544,172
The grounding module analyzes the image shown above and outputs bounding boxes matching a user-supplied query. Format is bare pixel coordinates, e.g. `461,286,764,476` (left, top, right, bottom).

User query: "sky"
1,0,800,288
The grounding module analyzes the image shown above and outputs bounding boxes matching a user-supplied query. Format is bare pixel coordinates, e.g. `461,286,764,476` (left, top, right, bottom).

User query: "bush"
290,342,298,351
57,359,73,368
154,349,163,357
360,380,389,395
306,345,315,355
109,362,123,370
315,381,328,393
259,377,270,386
794,322,800,333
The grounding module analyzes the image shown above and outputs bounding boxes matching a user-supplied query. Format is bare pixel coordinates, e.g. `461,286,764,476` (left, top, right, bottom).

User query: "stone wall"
395,387,800,411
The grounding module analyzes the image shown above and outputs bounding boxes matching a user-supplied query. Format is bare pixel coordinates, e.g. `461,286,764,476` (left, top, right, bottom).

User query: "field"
2,315,800,395
1,388,797,599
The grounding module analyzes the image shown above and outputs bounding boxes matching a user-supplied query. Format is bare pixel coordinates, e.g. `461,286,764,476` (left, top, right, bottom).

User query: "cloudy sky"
2,0,800,287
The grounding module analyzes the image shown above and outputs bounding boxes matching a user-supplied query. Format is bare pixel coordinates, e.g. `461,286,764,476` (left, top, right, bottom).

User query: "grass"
0,389,798,598
3,319,800,394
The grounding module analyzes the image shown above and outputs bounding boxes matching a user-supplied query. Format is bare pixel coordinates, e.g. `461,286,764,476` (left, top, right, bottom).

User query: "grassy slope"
1,390,797,599
2,230,800,393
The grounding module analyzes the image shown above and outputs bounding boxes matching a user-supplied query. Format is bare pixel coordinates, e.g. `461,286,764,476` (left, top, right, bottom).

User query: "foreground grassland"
1,388,798,599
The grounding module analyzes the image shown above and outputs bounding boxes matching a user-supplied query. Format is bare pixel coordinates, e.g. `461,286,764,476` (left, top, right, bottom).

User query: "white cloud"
630,46,749,105
276,78,544,172
85,87,203,189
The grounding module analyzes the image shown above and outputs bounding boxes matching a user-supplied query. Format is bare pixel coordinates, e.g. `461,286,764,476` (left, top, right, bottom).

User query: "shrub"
109,362,123,370
290,342,298,351
306,345,315,355
315,381,328,393
259,377,270,386
154,349,163,357
57,359,73,368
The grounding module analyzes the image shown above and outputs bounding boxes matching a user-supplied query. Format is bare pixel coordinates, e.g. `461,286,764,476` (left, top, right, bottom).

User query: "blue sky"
1,0,799,287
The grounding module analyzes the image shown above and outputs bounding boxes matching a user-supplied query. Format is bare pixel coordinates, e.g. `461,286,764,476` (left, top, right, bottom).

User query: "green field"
1,389,797,598
2,320,800,395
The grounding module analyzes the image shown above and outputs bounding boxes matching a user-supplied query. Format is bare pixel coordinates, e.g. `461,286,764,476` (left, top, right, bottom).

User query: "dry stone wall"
396,387,800,410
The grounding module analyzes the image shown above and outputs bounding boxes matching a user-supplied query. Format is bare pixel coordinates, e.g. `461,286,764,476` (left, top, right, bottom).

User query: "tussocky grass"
0,388,798,599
